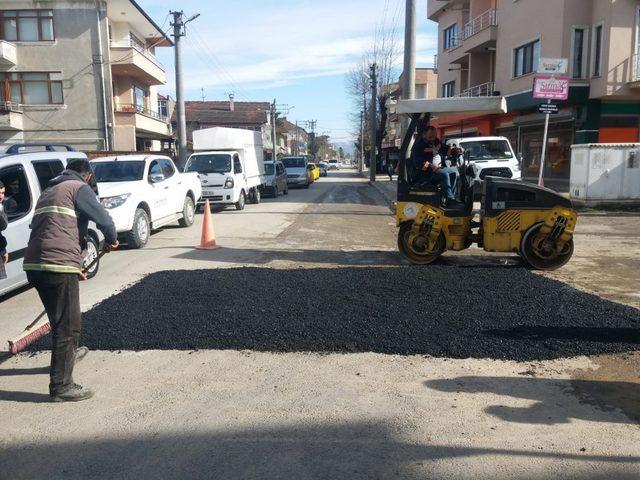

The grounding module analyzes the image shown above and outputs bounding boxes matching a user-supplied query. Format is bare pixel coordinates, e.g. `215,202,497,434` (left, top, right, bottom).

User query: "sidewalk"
360,171,397,212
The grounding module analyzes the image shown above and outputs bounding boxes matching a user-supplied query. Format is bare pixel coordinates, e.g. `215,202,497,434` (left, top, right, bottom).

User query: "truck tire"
252,187,261,204
83,235,100,280
235,191,246,211
126,208,150,249
178,196,195,227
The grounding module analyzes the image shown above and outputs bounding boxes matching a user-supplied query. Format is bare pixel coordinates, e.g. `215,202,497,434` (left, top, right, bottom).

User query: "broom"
7,251,106,355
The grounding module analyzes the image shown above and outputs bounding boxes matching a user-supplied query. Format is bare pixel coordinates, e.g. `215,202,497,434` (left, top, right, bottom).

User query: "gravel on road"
32,267,640,361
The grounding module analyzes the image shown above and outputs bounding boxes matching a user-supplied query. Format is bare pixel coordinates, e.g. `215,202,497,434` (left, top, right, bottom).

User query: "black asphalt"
32,266,640,361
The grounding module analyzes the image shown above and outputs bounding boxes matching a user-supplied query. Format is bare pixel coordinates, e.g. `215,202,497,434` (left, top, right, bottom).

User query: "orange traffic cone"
196,200,221,250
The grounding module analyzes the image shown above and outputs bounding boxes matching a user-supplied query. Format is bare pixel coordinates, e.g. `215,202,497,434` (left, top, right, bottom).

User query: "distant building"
182,100,272,153
0,0,173,152
280,118,310,155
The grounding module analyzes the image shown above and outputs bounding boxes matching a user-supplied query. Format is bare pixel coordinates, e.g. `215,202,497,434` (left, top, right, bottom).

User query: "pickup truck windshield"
264,164,275,175
282,157,306,169
460,140,513,161
186,154,232,174
93,161,146,182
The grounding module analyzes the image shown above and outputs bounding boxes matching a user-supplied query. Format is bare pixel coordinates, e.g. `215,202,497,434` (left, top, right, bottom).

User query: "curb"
369,180,397,214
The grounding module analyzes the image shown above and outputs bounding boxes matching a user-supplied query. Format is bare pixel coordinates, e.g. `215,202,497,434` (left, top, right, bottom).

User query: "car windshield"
186,154,232,174
329,160,338,163
264,163,275,175
92,161,146,182
460,140,513,160
282,157,306,169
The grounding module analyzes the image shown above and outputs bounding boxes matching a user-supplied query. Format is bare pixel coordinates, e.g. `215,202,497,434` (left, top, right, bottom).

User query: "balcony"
0,41,16,67
456,82,496,98
462,9,498,53
0,102,23,130
114,103,169,137
630,54,640,88
110,40,166,85
443,38,468,64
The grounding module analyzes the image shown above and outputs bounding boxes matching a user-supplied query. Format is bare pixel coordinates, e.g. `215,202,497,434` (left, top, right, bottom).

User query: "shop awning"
396,97,508,116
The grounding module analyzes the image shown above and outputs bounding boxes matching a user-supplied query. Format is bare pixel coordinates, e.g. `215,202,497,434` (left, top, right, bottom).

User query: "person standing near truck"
24,159,119,402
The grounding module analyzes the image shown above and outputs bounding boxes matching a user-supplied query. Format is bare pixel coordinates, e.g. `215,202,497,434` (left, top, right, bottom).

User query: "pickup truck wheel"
252,188,261,204
283,186,289,195
235,191,246,211
178,196,195,227
126,208,150,249
83,236,100,280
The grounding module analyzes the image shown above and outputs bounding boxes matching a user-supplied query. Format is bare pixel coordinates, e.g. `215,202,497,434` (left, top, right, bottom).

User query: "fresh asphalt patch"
32,267,640,361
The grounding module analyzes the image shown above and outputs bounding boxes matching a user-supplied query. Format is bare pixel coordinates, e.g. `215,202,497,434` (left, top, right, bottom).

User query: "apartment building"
382,68,438,165
429,0,640,188
0,0,172,152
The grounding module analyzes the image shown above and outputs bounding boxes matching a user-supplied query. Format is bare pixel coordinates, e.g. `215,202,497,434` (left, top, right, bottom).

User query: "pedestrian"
24,159,119,402
387,158,395,181
0,180,8,280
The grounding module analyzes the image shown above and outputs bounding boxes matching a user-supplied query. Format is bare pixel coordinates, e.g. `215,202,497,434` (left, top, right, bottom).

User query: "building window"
158,99,168,118
0,72,63,105
514,40,540,77
133,85,146,113
442,81,455,98
443,24,458,50
572,28,587,79
0,10,54,42
592,25,603,76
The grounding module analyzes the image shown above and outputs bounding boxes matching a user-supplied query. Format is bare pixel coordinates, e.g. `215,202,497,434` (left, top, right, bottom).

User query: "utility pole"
369,63,378,182
170,10,199,168
295,121,299,155
359,110,365,172
402,0,417,141
271,99,278,161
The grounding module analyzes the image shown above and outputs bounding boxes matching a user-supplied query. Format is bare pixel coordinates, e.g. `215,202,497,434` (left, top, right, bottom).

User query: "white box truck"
570,143,640,206
186,127,267,210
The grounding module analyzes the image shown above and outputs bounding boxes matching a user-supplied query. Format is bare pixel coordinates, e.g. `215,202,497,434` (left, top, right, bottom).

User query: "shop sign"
538,58,569,75
533,74,570,100
538,103,560,115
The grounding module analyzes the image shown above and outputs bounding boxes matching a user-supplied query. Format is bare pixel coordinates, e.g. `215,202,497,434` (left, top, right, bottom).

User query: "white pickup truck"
91,155,202,249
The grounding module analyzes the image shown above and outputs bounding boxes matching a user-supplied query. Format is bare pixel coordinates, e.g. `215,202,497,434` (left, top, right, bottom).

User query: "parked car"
187,127,267,210
282,156,311,188
0,144,105,296
446,136,521,194
92,155,202,249
328,159,340,170
262,160,289,197
308,163,320,181
317,162,328,177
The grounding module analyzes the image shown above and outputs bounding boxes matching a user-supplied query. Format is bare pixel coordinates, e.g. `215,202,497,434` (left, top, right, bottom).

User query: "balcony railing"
110,39,164,70
0,101,23,113
632,53,640,82
463,9,497,40
456,81,496,98
115,103,167,122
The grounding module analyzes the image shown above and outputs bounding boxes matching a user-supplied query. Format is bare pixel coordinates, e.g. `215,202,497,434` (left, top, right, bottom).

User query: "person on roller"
24,158,119,402
410,126,460,206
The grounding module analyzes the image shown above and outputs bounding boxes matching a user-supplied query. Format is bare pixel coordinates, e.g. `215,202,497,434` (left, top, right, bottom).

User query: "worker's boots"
75,346,89,363
50,384,94,403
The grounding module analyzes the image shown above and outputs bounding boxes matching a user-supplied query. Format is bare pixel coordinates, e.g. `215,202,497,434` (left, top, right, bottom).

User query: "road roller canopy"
396,97,508,116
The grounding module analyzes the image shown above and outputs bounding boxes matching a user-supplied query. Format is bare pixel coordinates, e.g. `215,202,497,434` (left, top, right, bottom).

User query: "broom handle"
22,250,107,332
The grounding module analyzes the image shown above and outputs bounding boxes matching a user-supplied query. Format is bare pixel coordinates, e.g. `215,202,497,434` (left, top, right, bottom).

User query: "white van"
446,136,522,188
0,144,105,296
186,127,267,211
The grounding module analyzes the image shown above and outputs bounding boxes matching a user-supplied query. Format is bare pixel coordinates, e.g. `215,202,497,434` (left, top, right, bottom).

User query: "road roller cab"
395,97,578,270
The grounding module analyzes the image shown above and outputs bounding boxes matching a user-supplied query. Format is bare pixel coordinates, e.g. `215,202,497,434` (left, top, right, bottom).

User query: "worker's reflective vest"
23,178,86,274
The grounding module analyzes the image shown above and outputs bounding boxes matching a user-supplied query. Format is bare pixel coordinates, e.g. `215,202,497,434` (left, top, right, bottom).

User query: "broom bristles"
8,322,51,355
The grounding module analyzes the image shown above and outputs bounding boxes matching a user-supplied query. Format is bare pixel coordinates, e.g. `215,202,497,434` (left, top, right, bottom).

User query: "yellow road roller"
395,97,577,270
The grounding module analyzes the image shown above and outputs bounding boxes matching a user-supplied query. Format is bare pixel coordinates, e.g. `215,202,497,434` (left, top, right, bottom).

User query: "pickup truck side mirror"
517,152,523,162
149,172,165,184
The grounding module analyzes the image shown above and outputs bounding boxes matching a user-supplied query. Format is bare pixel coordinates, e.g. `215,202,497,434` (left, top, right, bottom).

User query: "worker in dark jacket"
0,180,8,280
24,159,118,402
411,126,459,205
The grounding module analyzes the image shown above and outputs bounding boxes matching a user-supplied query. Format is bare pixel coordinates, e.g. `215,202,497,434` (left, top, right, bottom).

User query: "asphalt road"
1,170,639,479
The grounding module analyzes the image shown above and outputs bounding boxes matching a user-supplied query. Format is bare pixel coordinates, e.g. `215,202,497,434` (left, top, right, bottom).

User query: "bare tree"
345,5,403,169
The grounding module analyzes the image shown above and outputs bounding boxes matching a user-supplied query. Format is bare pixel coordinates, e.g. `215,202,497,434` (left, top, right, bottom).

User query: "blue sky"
142,0,438,149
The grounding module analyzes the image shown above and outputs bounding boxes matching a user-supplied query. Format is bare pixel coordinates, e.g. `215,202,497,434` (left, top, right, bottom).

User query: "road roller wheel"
520,222,574,271
398,222,445,265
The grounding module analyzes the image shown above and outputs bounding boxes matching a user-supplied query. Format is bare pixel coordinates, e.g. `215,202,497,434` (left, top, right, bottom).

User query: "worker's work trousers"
26,271,81,395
